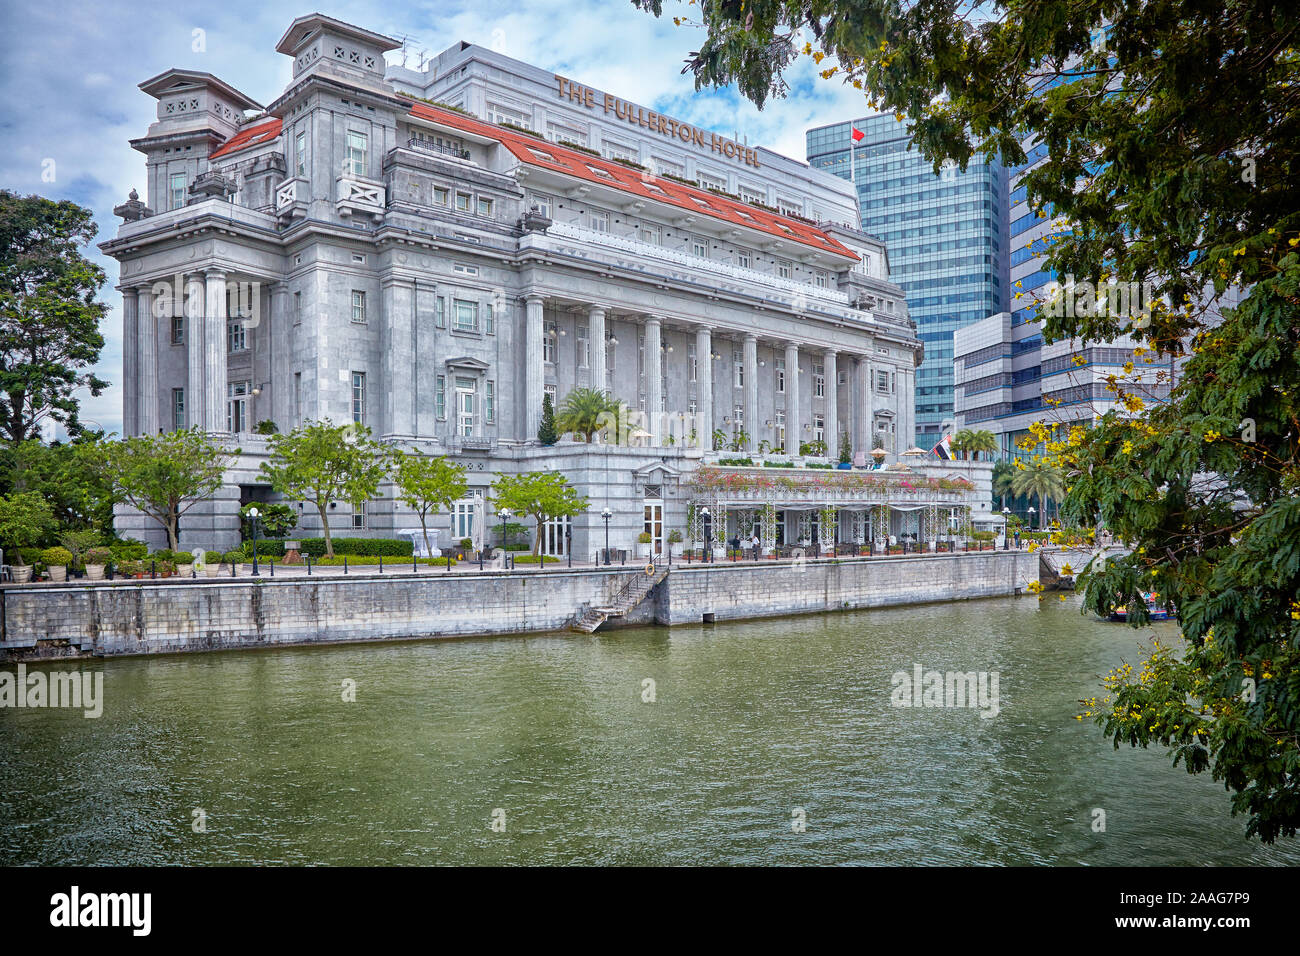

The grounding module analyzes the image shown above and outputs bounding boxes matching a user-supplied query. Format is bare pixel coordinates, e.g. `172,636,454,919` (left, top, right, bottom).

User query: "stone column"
853,356,867,454
784,343,800,454
381,276,415,438
524,294,544,441
823,349,838,459
136,286,158,435
864,354,876,453
588,304,606,395
694,326,712,449
185,274,205,430
204,270,228,434
743,334,758,452
269,284,291,430
122,289,139,436
900,366,914,451
645,316,662,445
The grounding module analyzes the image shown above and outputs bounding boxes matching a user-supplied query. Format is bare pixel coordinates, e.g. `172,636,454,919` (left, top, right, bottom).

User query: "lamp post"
247,506,261,576
1002,507,1011,550
701,507,712,563
600,508,612,565
1028,506,1037,532
497,508,512,561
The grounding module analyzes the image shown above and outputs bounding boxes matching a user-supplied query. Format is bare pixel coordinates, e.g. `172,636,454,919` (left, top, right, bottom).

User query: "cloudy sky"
0,0,874,436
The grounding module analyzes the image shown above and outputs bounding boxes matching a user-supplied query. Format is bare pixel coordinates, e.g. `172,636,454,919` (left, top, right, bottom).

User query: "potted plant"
41,546,73,583
84,547,111,581
636,531,653,559
222,550,246,575
117,559,142,579
203,550,223,577
11,562,32,583
666,529,683,558
156,558,178,578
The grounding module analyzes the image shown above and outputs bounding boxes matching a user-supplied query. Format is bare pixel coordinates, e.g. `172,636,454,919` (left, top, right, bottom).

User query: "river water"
2,594,1296,866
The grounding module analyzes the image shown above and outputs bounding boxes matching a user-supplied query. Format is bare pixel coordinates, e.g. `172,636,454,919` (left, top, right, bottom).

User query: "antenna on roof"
417,49,430,72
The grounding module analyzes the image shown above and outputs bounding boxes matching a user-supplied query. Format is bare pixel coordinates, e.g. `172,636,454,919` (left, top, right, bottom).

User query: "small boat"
1109,592,1173,622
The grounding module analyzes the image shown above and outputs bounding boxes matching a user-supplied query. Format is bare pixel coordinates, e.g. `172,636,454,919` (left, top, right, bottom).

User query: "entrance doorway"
643,499,663,554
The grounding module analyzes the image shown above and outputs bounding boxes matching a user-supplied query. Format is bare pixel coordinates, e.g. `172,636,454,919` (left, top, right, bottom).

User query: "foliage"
728,428,750,452
40,546,72,567
538,391,559,445
96,429,234,551
241,502,297,540
555,387,612,443
0,191,109,443
221,551,244,565
637,531,653,543
992,460,1017,510
84,547,111,565
952,429,997,461
1010,461,1065,524
109,538,148,562
0,436,119,534
204,550,223,564
717,457,754,466
254,420,279,435
260,420,390,558
839,430,852,464
294,537,414,559
512,554,561,564
0,490,55,551
491,471,589,555
393,451,467,557
58,528,101,562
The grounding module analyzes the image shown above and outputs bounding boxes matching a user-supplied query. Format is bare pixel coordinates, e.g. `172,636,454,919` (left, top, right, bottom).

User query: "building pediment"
445,356,490,371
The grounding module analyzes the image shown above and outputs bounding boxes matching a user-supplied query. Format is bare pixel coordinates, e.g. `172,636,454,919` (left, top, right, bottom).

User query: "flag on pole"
851,127,865,141
932,435,954,460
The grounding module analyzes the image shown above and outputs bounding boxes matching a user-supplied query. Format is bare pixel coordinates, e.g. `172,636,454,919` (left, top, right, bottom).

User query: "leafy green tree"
538,391,559,445
556,387,612,443
839,430,852,464
260,420,390,558
1,435,119,533
240,502,297,540
0,191,109,443
393,451,468,556
98,429,234,550
641,0,1300,840
0,490,55,556
490,471,589,556
991,460,1016,511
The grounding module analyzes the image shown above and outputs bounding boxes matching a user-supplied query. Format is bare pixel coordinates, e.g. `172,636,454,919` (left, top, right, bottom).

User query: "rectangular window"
452,497,476,538
876,369,890,394
455,377,475,437
346,131,368,178
528,193,552,217
733,350,743,389
295,131,306,177
171,388,185,430
226,380,250,433
775,358,785,393
736,251,751,269
227,322,246,353
814,414,825,443
455,192,471,212
351,371,366,425
544,322,557,364
169,172,186,210
689,345,697,383
452,263,479,276
453,300,478,333
814,365,825,398
576,323,589,368
352,501,366,530
293,291,302,325
485,303,495,336
351,290,367,323
589,211,609,232
294,372,302,423
640,225,660,244
433,186,449,206
486,380,495,424
436,375,446,420
815,272,827,288
476,196,494,217
171,316,184,345
436,297,446,329
733,403,744,428
777,260,792,279
606,334,616,372
692,236,709,258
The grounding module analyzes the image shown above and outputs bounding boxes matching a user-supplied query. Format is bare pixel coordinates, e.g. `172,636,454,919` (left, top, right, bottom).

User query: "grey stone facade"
101,14,933,557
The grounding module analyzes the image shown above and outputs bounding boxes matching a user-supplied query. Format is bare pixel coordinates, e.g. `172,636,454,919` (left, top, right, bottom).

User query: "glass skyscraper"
807,115,1008,445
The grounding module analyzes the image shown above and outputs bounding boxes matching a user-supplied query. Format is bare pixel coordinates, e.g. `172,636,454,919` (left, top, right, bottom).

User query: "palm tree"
556,387,613,443
1010,461,1065,527
992,460,1016,510
967,429,998,461
949,429,973,459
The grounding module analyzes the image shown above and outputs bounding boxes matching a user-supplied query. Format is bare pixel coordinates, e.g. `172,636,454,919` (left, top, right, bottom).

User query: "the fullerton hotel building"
103,14,992,556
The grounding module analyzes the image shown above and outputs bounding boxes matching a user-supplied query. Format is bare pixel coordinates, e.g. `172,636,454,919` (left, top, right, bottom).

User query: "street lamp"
700,507,712,563
600,508,612,565
247,506,261,576
1002,507,1011,550
497,508,512,557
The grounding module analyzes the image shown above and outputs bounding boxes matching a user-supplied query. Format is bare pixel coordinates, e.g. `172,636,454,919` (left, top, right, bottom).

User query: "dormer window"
528,148,556,162
585,164,614,180
346,130,367,178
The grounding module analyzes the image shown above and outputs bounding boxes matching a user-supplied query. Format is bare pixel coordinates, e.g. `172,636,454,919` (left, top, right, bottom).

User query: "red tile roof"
207,100,857,261
209,116,282,159
406,101,857,260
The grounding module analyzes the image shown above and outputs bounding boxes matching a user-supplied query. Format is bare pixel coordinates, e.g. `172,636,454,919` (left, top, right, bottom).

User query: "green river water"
2,593,1297,866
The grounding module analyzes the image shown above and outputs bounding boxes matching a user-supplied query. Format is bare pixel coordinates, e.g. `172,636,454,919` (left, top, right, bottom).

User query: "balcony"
335,175,386,223
536,221,874,322
405,138,471,161
275,177,308,222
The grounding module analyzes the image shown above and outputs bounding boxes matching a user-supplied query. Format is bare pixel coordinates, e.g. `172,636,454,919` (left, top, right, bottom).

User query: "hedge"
512,554,560,564
297,537,414,558
311,555,452,567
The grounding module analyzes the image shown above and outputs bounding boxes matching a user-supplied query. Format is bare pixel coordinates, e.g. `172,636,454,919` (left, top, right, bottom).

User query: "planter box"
47,566,67,583
12,566,32,583
85,564,105,581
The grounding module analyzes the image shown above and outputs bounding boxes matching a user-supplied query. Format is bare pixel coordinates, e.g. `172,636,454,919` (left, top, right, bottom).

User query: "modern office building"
807,114,1009,447
102,13,987,557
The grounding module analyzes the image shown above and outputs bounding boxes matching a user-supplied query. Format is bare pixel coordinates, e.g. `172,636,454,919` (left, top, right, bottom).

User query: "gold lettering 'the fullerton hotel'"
554,75,761,168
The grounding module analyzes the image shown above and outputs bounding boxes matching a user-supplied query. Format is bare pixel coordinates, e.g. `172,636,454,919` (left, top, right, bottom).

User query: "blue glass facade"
808,116,1008,443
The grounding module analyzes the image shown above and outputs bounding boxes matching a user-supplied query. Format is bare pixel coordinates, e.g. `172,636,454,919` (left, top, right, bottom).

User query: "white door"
456,381,475,437
643,500,663,554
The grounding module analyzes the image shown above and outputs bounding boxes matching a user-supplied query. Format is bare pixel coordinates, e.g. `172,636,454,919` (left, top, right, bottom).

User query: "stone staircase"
571,556,670,633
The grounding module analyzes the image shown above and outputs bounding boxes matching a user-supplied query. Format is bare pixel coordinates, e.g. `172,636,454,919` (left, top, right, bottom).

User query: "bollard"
379,554,384,573
306,554,312,576
447,553,452,573
151,559,156,580
344,556,348,574
270,557,275,576
413,553,418,574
